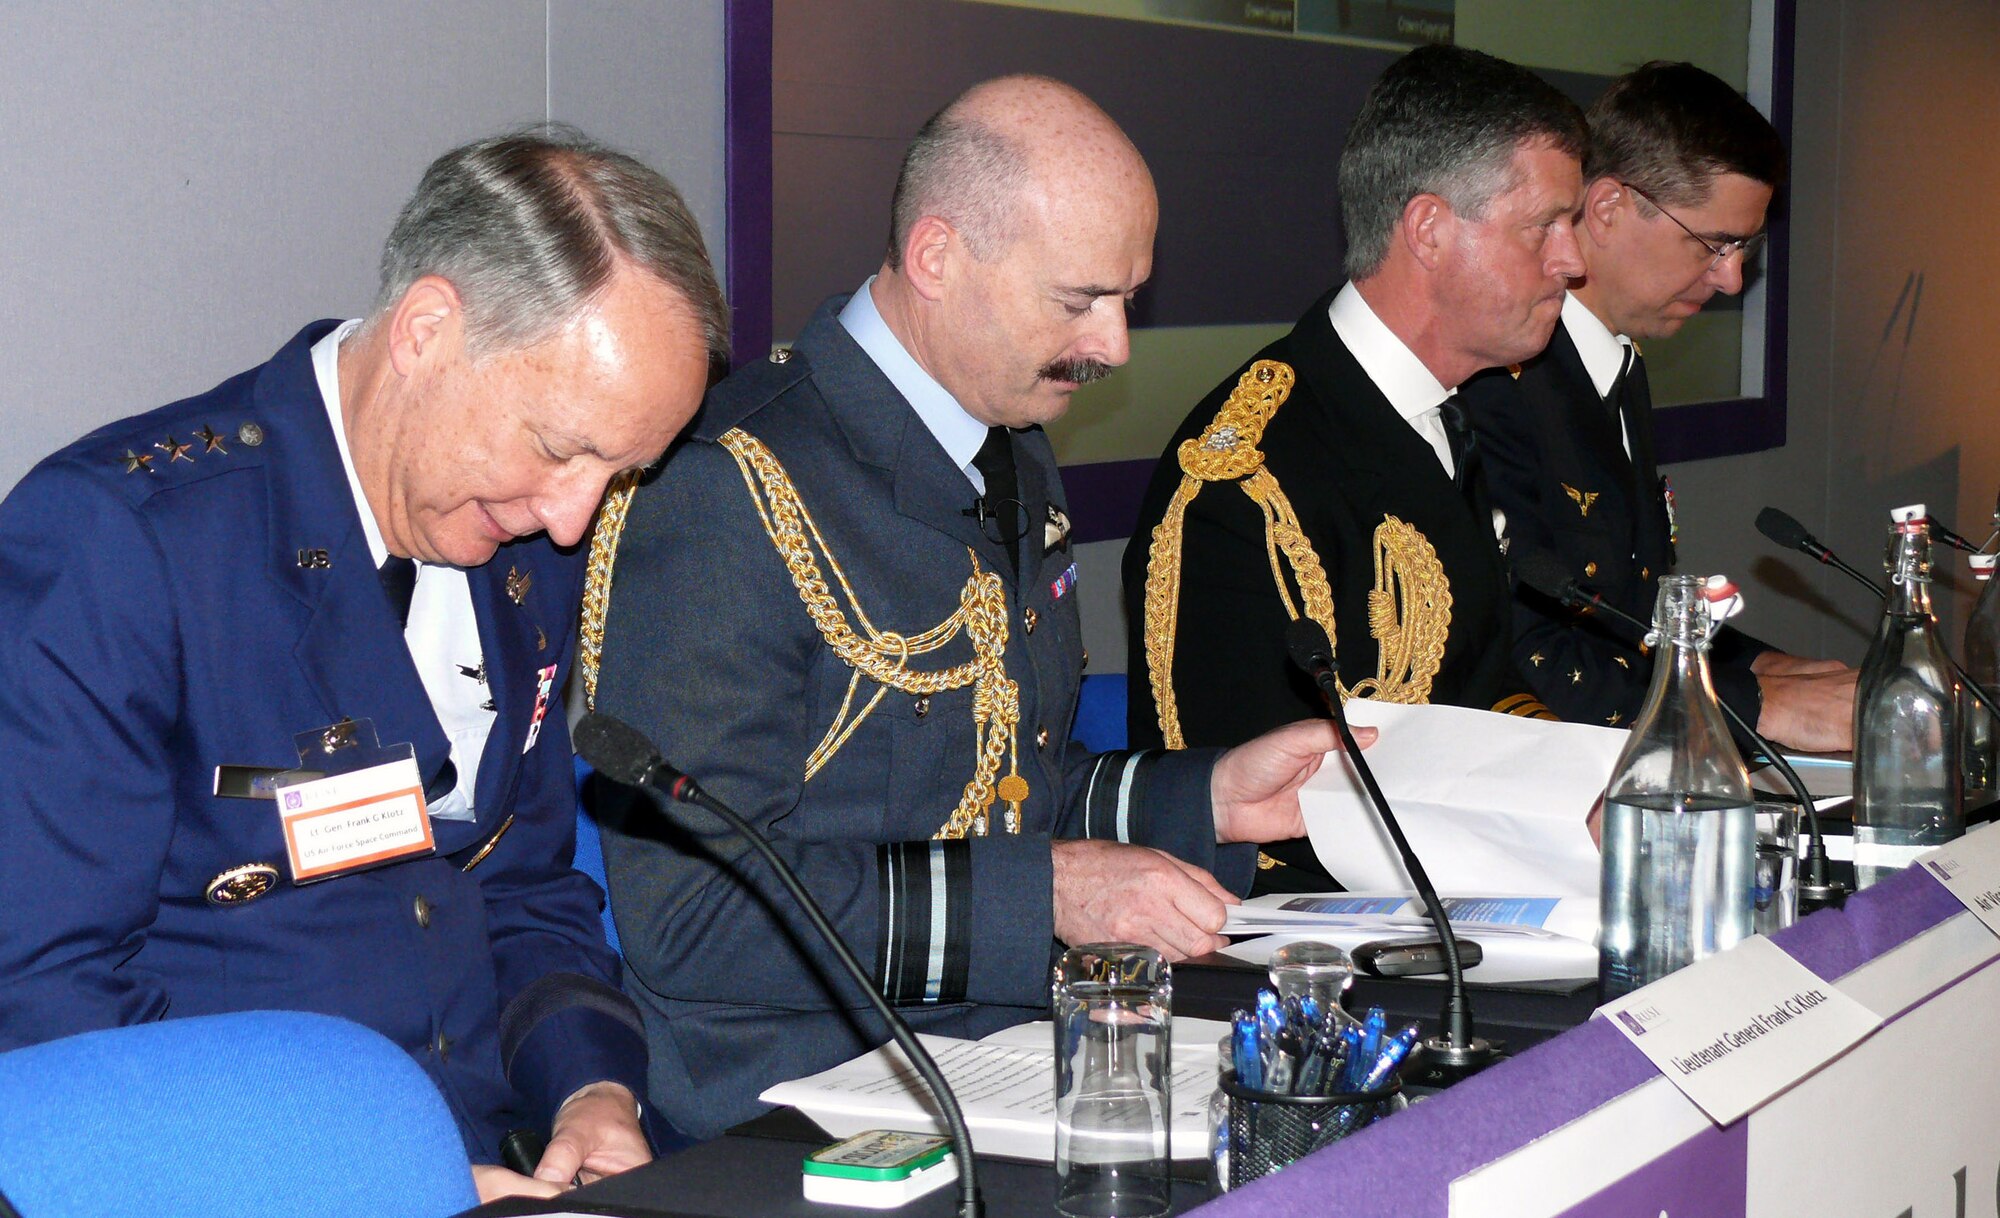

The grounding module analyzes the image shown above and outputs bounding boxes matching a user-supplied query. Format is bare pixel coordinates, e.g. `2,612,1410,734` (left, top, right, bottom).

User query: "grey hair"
373,124,728,360
885,103,1032,267
1340,45,1586,280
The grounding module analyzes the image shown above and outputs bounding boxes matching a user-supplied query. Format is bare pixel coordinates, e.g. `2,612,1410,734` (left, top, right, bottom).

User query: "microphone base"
1407,1035,1503,1089
1798,880,1850,913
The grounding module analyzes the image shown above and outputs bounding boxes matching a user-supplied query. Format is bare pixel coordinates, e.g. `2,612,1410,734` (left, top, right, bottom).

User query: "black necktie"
971,426,1020,574
379,555,417,628
1610,347,1658,483
1435,393,1479,496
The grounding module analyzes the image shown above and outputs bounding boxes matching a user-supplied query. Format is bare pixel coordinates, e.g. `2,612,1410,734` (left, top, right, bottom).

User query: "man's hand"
472,1165,566,1203
535,1080,652,1188
1052,839,1237,960
1209,718,1372,844
1754,664,1859,753
1751,651,1851,679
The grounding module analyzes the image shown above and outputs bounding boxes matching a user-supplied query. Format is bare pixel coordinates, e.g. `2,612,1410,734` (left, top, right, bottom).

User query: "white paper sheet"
1220,891,1601,985
1302,700,1625,897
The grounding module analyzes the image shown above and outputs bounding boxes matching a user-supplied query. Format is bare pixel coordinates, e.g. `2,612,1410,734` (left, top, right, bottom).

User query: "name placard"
1598,936,1881,1124
1917,820,2000,938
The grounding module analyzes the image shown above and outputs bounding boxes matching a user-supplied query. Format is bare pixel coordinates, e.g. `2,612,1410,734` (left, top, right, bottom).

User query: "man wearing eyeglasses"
1461,61,1857,749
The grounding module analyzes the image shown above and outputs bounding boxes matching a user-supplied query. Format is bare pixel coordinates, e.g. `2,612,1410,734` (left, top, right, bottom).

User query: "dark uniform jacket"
1123,288,1541,887
1460,316,1768,728
0,322,647,1161
590,298,1243,1138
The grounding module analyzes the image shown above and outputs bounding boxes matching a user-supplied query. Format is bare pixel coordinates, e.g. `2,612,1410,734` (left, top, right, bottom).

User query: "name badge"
1918,820,2000,938
271,718,436,883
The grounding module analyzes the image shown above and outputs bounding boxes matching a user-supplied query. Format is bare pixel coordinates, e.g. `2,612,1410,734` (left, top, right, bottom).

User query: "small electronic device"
1352,937,1484,978
802,1129,958,1209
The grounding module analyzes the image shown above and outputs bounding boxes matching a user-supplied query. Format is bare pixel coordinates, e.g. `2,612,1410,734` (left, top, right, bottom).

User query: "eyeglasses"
1624,182,1767,271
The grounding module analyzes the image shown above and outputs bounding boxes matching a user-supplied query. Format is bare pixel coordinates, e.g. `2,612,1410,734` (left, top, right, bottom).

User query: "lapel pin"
1043,504,1072,555
295,548,331,569
119,448,156,475
205,862,279,906
156,435,194,464
194,423,228,455
506,566,533,606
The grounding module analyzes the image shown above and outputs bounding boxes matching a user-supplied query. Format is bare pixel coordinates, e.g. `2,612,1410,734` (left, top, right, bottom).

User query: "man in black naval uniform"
584,76,1359,1136
1124,46,1581,889
1460,62,1855,747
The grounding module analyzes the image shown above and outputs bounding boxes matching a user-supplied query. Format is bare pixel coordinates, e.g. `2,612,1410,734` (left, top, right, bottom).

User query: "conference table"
457,959,1597,1218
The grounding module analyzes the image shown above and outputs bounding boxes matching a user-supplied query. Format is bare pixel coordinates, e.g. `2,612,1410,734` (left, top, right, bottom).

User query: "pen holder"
1211,1066,1403,1192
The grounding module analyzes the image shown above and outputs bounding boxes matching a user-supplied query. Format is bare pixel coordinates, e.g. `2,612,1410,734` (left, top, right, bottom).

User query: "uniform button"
236,421,265,447
1584,561,1598,578
434,1033,451,1060
414,896,432,929
1640,566,1651,580
769,345,792,363
1023,607,1038,634
1036,726,1050,750
913,695,930,719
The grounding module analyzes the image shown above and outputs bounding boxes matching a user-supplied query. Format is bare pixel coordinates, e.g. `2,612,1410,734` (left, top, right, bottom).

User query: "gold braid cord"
1141,359,1452,750
719,428,1026,839
579,469,642,712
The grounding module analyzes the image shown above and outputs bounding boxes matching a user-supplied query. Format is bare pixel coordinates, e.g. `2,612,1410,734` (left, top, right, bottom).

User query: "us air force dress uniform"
0,322,647,1161
1123,285,1552,889
1459,294,1768,728
584,289,1245,1138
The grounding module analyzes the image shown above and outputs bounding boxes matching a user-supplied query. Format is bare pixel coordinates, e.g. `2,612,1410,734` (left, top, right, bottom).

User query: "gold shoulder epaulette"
1139,361,1454,748
579,469,643,711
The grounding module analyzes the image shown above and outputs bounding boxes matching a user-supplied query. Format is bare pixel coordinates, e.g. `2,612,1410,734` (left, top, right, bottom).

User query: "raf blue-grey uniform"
591,297,1249,1138
0,322,647,1161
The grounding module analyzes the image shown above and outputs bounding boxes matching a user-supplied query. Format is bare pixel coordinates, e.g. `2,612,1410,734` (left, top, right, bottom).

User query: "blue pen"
1359,1034,1415,1091
1333,1024,1365,1092
1255,989,1283,1040
1232,1011,1264,1091
1360,1007,1387,1066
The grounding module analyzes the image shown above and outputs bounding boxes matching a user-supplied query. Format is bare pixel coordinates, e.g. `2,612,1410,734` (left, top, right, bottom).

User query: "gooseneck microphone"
1512,550,1847,909
1755,507,1888,597
1282,618,1499,1086
1755,506,2000,721
575,713,985,1218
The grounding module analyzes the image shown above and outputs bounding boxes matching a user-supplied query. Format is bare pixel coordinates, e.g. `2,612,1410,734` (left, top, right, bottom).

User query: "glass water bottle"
1853,506,1963,886
1598,575,1757,1001
1960,549,2000,801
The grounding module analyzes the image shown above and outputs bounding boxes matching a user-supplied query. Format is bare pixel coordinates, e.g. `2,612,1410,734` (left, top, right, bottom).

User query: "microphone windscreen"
1755,506,1812,550
1284,616,1336,676
1511,548,1574,599
573,712,662,787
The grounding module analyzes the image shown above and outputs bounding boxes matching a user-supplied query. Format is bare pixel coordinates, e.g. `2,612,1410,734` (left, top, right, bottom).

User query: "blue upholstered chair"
574,753,622,954
0,1010,478,1218
1072,671,1130,753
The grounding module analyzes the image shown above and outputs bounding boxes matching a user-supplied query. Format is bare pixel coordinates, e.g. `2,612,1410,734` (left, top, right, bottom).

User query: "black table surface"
455,961,1595,1218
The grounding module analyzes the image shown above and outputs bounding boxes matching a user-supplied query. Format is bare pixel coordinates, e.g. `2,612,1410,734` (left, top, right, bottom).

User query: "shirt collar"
1328,281,1453,421
310,319,389,568
838,276,990,482
1562,290,1633,399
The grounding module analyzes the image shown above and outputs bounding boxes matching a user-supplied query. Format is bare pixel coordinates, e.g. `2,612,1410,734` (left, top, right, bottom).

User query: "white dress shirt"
1561,291,1634,458
313,321,490,820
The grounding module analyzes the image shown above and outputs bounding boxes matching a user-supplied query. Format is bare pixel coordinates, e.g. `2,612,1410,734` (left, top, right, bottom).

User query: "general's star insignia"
155,435,194,464
505,566,532,605
1529,652,1545,667
194,423,228,455
1607,711,1623,725
1570,668,1583,684
1614,655,1630,669
120,448,155,474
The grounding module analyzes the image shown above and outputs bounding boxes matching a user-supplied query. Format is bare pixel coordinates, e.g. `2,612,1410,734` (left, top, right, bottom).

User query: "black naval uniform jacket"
592,297,1245,1137
1459,317,1769,729
1122,288,1537,882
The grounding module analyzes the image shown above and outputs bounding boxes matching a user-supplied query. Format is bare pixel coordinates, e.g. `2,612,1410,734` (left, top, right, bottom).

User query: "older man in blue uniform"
0,129,724,1200
583,75,1352,1138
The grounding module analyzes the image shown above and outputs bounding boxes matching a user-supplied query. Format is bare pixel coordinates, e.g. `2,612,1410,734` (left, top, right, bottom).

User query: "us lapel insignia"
1043,504,1072,555
505,566,533,606
1562,483,1599,517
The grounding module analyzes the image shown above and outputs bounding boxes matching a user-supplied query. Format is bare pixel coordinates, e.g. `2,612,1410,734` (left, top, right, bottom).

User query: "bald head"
886,75,1153,268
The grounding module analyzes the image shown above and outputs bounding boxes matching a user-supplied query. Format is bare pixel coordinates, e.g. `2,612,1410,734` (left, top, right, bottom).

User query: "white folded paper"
1302,700,1626,897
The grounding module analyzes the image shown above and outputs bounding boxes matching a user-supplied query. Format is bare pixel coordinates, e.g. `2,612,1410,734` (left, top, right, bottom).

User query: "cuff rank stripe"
875,840,972,1005
1083,750,1161,844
